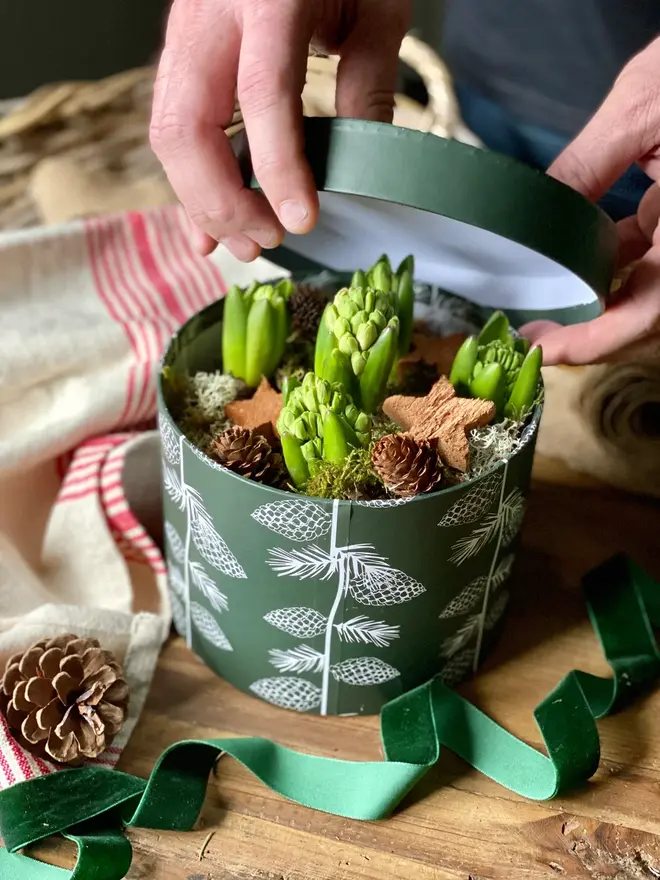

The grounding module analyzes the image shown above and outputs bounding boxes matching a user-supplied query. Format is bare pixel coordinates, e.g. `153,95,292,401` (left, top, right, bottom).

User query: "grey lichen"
172,371,246,454
467,419,524,479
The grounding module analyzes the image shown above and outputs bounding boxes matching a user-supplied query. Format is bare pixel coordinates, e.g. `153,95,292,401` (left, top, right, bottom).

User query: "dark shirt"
442,0,660,135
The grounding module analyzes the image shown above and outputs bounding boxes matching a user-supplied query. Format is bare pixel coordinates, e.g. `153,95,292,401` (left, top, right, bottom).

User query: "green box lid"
235,117,618,327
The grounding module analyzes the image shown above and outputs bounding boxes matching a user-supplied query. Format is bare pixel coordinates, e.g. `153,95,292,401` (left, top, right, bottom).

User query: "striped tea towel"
0,205,286,787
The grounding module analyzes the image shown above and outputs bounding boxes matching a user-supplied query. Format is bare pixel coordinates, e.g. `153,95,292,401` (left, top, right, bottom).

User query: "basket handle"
398,33,461,137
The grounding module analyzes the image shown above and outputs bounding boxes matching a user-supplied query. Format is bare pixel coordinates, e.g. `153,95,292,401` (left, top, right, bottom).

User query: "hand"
521,36,660,365
150,0,411,262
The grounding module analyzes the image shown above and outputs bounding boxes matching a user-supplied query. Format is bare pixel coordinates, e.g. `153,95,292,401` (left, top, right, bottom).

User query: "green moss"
274,336,314,392
305,445,387,501
371,414,400,442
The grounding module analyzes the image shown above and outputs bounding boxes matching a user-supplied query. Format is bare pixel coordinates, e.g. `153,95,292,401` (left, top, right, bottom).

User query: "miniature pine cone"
289,284,328,338
372,434,443,498
0,634,129,765
212,426,285,487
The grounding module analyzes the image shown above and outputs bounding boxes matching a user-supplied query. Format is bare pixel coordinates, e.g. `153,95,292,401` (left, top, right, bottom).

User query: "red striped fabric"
57,436,128,504
1,432,167,786
100,442,167,576
0,206,229,787
84,206,226,429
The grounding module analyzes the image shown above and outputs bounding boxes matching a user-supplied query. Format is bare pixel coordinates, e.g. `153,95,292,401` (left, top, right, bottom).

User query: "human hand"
521,36,660,365
150,0,411,262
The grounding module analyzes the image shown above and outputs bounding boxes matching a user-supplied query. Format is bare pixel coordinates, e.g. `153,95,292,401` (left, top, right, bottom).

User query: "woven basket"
300,35,478,143
0,34,476,230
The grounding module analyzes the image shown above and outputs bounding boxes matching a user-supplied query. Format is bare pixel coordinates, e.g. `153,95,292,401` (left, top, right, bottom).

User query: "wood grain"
30,476,660,879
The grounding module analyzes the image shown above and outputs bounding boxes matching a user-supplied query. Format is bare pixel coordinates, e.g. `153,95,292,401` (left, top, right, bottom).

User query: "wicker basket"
0,35,477,230
302,36,478,144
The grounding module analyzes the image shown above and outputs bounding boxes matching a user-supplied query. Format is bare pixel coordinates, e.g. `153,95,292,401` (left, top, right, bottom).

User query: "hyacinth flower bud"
277,373,372,487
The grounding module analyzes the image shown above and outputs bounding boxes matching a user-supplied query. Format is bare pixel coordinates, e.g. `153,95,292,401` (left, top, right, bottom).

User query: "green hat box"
158,119,616,717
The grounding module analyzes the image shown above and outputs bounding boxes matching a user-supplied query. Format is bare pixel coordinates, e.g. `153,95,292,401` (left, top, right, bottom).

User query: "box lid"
234,117,618,327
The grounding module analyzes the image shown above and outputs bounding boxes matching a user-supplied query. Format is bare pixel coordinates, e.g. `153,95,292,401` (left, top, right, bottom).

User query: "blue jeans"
456,83,652,221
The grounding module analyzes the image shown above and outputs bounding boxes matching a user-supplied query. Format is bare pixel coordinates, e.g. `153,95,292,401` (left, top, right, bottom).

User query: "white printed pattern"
249,677,322,713
438,460,521,676
439,591,510,664
191,602,233,652
448,487,525,566
252,500,333,543
263,607,327,639
165,522,185,565
439,555,514,619
160,414,181,466
268,645,325,674
163,426,246,648
354,498,411,509
330,657,400,686
334,616,400,648
438,470,503,528
253,499,426,714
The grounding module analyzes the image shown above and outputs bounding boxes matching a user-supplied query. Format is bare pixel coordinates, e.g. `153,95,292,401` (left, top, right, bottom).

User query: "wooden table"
34,458,660,879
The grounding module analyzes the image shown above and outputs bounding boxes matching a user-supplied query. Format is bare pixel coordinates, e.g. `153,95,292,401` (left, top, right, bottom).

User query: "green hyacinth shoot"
365,254,415,358
317,283,399,414
449,310,542,420
277,373,371,488
314,254,416,413
222,279,293,388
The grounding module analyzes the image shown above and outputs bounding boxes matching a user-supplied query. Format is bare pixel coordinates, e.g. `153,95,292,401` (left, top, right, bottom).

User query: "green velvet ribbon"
1,554,658,880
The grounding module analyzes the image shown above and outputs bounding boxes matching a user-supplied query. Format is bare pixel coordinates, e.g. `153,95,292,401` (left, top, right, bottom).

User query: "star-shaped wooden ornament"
225,377,282,443
398,331,467,377
382,377,496,472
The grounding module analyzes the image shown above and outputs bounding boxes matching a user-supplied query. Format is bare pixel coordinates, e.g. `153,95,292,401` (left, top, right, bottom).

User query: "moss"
169,370,245,454
466,419,525,479
371,414,401,442
274,336,314,392
305,445,387,501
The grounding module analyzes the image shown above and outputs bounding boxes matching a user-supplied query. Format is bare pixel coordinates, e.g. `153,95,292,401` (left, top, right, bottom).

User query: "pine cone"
289,284,328,339
212,426,285,487
372,434,442,497
0,634,129,765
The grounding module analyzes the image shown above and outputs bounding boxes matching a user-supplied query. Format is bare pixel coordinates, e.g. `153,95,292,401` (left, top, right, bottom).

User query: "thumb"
548,37,660,201
334,3,411,122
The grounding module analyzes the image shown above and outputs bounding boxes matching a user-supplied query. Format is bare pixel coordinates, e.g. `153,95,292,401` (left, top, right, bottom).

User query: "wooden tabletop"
34,457,660,880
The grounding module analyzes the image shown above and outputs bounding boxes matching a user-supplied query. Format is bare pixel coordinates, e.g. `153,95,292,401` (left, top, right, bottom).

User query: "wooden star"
398,331,467,377
225,378,282,443
382,377,495,472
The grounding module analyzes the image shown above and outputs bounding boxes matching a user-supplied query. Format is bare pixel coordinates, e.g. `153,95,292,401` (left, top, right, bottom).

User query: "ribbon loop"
0,554,658,880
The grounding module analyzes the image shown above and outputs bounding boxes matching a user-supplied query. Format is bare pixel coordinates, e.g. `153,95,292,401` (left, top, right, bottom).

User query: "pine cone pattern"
438,470,502,527
289,284,328,339
372,434,442,498
349,570,426,606
211,426,285,487
439,649,475,688
250,677,322,713
263,607,328,638
0,634,129,765
330,657,399,686
251,500,332,542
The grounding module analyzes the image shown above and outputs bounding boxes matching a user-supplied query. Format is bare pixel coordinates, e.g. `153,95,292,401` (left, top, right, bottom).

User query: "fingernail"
278,200,308,232
246,228,279,249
